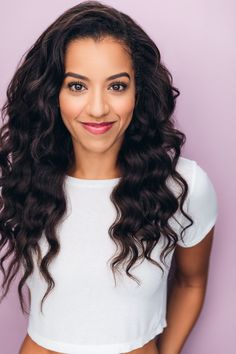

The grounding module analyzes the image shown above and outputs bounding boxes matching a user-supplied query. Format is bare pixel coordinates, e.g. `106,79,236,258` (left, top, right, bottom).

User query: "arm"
157,226,215,354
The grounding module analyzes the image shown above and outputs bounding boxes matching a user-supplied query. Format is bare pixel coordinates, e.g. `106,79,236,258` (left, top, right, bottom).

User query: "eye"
67,80,128,93
109,81,128,92
67,81,86,92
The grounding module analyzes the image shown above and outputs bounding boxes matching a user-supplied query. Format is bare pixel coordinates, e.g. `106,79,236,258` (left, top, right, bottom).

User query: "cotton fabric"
25,156,218,353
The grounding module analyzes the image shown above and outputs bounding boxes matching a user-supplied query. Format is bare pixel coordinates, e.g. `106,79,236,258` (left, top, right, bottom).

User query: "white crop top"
24,156,218,354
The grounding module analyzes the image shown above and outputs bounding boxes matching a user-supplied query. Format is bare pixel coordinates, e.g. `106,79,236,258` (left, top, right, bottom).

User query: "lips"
81,122,115,127
80,121,115,135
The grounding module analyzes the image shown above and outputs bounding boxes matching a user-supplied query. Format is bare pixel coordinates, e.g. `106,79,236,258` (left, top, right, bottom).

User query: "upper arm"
176,161,218,248
174,226,215,287
173,162,218,286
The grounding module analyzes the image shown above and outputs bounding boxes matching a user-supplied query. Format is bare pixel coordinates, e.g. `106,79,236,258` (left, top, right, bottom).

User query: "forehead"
64,37,134,75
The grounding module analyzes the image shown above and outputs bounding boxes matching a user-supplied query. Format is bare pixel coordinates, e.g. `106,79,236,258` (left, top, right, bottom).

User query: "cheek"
59,92,83,119
114,94,135,120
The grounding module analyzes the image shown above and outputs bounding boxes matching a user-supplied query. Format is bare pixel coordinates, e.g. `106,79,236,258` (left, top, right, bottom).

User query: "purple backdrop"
0,0,235,353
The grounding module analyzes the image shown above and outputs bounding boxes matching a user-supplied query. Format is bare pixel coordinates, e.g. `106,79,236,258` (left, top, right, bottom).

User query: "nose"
85,88,110,118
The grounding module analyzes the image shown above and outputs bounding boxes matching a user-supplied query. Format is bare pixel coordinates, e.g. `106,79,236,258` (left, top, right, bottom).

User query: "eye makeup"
67,80,128,92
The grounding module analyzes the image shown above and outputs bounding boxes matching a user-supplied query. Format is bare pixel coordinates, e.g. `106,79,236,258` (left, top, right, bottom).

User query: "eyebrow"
64,72,131,81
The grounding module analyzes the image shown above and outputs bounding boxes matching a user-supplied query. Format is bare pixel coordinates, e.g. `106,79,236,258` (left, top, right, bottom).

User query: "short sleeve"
177,162,218,247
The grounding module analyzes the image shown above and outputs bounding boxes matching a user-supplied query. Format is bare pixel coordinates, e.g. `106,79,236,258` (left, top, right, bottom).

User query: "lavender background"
0,0,235,353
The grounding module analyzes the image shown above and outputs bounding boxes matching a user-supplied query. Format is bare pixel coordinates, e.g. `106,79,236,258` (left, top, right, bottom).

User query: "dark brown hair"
0,0,193,315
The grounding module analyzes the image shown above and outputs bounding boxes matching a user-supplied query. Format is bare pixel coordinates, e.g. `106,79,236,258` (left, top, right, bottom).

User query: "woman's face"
59,36,136,155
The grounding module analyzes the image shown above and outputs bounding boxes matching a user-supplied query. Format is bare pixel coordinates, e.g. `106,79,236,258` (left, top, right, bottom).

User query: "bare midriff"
19,334,159,354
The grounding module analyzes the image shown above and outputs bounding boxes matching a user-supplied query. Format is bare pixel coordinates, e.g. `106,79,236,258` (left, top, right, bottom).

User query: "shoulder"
175,155,196,181
166,156,197,199
176,156,217,206
174,156,219,247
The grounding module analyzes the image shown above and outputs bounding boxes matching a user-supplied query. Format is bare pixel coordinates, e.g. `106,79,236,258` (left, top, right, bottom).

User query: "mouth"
79,121,116,135
80,121,116,127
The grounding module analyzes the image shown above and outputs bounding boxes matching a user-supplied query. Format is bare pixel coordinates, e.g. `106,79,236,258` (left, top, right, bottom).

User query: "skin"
157,227,215,353
58,36,136,179
19,335,159,354
19,36,215,354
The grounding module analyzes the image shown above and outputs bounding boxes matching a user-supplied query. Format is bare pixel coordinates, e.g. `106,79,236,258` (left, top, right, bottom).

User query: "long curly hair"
0,0,193,315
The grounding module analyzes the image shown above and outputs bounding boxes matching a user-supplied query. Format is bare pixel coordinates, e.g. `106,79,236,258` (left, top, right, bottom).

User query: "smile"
80,121,115,135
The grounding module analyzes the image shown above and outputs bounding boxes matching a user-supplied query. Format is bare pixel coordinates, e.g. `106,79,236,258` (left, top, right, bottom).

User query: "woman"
0,1,218,354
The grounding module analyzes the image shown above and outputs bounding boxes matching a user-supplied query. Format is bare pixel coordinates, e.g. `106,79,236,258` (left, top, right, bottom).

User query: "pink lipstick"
80,121,115,135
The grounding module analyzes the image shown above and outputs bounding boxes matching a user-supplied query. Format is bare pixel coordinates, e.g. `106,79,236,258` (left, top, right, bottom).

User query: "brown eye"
67,81,128,92
68,81,86,92
110,82,128,92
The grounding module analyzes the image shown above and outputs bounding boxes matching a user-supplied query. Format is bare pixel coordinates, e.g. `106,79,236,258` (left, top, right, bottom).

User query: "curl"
0,0,193,315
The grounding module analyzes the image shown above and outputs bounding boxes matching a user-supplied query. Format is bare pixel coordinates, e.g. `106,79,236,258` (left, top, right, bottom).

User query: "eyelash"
67,80,128,92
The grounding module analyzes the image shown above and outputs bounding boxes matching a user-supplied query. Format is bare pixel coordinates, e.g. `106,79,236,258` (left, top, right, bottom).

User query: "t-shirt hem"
27,322,165,354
